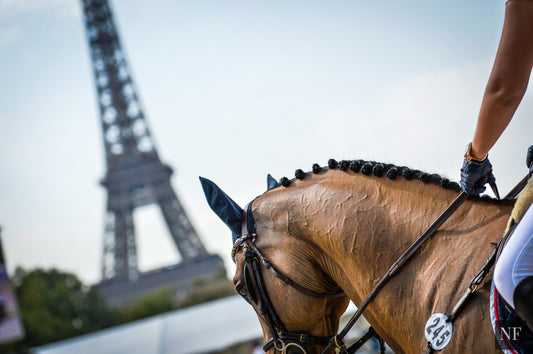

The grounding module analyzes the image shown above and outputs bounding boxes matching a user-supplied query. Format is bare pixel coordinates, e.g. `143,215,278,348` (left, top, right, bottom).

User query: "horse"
201,159,515,353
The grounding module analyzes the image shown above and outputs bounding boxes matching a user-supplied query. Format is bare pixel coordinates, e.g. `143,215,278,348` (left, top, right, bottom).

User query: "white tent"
34,295,263,354
34,296,376,354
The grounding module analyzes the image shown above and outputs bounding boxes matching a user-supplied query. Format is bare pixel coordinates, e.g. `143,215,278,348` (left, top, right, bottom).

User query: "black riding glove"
460,158,496,196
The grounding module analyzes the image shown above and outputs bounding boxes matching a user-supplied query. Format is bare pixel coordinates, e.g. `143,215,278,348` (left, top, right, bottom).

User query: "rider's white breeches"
494,203,533,308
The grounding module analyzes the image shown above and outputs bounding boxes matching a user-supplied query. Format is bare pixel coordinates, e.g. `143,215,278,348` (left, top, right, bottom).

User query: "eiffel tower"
81,0,226,306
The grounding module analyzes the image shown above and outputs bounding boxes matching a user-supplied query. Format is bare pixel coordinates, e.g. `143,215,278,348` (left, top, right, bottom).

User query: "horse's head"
201,177,349,353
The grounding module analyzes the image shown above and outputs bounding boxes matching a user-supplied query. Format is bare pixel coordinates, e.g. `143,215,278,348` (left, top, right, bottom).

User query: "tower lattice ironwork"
81,0,208,281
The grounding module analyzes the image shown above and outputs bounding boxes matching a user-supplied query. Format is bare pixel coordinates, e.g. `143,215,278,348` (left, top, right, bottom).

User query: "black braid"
350,160,362,173
276,158,462,192
328,159,339,169
361,162,373,176
373,163,385,177
402,167,414,180
295,169,306,180
340,160,350,171
387,167,399,180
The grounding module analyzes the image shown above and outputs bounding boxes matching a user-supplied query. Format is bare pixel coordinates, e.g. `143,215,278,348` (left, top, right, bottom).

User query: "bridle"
232,203,346,353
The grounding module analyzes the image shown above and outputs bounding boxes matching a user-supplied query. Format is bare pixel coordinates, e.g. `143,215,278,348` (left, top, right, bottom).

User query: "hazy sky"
1,0,531,285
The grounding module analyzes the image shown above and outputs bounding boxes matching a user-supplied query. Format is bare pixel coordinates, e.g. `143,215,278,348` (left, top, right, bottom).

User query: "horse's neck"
298,171,508,280
285,171,513,352
299,171,461,275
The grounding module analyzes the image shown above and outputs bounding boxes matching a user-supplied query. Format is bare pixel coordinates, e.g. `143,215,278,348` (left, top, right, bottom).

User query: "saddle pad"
490,282,533,353
506,178,533,233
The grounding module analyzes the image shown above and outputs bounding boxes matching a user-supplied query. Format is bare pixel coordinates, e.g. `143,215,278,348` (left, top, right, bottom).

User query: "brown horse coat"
247,168,514,353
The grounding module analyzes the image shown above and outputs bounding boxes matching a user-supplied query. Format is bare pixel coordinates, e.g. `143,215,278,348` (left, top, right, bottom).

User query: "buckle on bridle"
231,235,252,262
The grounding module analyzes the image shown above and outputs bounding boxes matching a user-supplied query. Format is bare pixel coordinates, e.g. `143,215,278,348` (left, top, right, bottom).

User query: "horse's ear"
267,174,279,190
200,177,243,242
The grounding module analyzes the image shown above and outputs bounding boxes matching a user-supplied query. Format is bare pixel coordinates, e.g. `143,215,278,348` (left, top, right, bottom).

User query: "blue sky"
1,0,531,284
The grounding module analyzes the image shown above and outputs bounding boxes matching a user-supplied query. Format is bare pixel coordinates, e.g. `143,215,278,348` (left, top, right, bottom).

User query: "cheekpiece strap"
241,201,256,237
231,201,257,262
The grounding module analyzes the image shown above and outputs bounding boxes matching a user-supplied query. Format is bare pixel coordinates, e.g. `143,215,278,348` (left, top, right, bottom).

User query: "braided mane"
279,158,461,192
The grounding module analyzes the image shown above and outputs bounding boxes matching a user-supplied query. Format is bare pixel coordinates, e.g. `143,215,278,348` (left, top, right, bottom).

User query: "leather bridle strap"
238,204,344,299
238,203,343,353
242,238,341,352
263,332,333,352
322,190,470,353
261,256,346,299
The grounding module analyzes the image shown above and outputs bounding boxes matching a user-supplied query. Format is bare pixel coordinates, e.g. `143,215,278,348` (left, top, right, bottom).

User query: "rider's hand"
460,158,495,196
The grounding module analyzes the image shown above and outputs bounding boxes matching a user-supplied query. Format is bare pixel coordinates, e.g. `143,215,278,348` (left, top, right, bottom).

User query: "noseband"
233,203,345,353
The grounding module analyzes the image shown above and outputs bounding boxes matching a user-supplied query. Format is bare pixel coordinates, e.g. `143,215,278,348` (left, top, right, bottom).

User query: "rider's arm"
470,0,533,160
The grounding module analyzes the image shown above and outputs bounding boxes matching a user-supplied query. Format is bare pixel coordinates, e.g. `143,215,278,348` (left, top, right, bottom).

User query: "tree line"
0,267,234,353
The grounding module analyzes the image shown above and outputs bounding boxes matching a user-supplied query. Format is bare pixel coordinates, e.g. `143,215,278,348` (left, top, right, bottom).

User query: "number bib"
425,313,453,350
